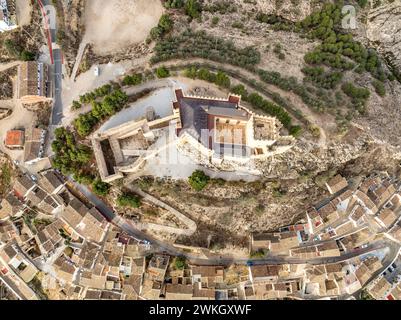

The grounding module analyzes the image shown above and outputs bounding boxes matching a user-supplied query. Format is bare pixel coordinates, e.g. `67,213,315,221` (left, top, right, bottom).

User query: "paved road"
39,0,63,125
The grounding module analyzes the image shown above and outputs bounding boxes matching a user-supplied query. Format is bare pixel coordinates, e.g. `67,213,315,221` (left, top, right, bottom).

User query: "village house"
60,197,108,243
34,219,65,258
354,256,383,286
13,174,36,199
354,190,378,215
338,227,374,251
191,265,225,288
0,241,39,283
17,61,51,105
147,254,170,282
367,276,392,300
387,219,401,243
38,170,65,195
250,229,301,255
0,220,20,244
375,207,399,229
4,129,25,149
165,283,193,300
325,174,348,195
192,281,216,300
249,265,281,282
53,254,77,284
23,126,47,165
0,192,24,220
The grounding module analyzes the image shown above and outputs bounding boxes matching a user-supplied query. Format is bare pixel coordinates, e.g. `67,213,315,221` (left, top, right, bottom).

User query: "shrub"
122,73,143,86
156,66,170,78
372,80,386,97
250,249,267,258
117,193,141,208
185,0,202,19
289,125,302,137
188,170,210,191
71,100,82,110
164,0,184,8
92,179,111,196
150,14,174,40
211,16,219,26
174,256,187,270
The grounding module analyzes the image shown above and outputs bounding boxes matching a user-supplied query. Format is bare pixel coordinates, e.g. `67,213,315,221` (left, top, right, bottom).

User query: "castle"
92,89,295,183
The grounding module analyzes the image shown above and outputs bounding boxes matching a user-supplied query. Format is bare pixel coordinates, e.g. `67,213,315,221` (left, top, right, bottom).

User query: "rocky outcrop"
366,0,401,78
257,127,401,180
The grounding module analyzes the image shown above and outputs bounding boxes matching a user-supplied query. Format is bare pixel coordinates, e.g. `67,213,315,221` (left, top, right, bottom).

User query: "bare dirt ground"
83,0,164,55
15,0,32,26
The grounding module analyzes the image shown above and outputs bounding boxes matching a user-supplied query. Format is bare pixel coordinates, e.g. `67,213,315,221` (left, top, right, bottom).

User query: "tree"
20,50,35,61
215,71,230,88
71,100,82,110
188,170,210,191
185,0,202,19
174,256,187,270
92,179,110,196
156,66,170,78
372,80,386,97
158,14,174,33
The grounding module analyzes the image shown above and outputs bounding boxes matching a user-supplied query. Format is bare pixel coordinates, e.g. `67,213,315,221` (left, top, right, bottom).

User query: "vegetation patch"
117,192,142,208
188,170,210,191
151,29,261,71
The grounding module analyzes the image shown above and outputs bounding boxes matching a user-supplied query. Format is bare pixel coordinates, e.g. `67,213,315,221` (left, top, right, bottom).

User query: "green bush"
174,256,187,270
92,179,111,196
117,193,141,208
250,249,267,258
164,0,184,8
185,0,202,19
302,66,343,89
341,82,370,113
372,80,386,97
156,66,170,78
211,16,219,26
150,14,174,40
188,170,210,191
289,125,302,137
122,73,143,86
71,100,82,110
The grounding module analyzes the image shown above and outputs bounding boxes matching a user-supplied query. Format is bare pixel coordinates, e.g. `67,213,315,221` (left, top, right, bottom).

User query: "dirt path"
127,185,197,236
0,61,20,72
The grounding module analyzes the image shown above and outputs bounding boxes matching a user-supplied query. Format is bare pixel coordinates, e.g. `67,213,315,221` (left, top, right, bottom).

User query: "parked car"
94,66,100,76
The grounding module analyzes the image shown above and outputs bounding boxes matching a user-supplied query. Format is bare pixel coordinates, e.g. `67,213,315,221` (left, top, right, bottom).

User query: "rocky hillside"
366,0,401,81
